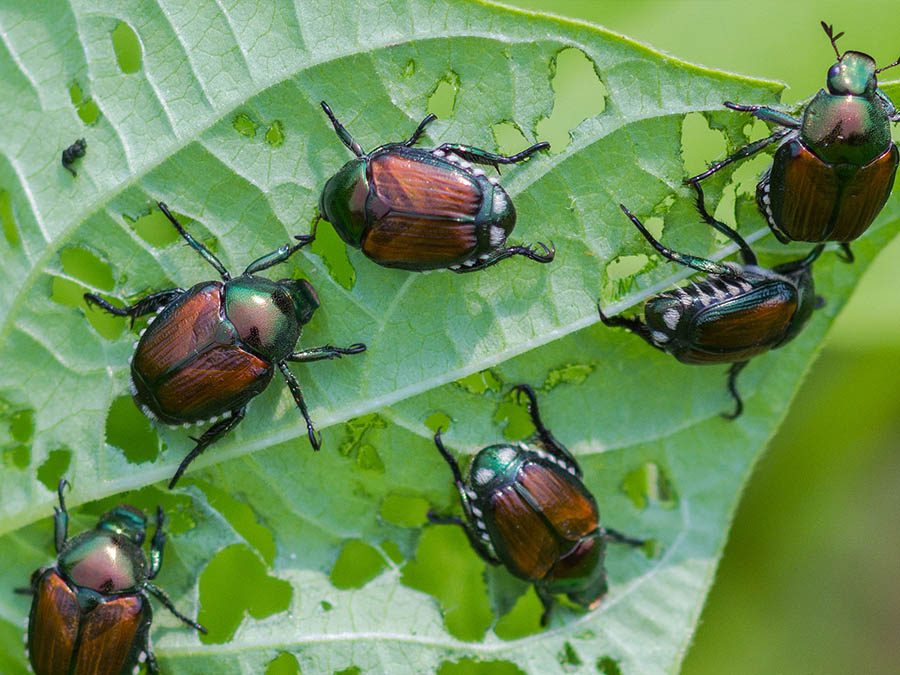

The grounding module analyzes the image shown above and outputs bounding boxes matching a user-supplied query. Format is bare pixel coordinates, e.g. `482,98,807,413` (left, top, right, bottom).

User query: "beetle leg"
689,181,758,266
168,409,246,489
434,141,550,170
597,303,659,348
147,507,166,580
157,202,231,281
145,646,160,675
511,384,581,476
723,102,802,129
452,241,555,273
428,510,502,565
685,127,792,184
620,204,734,277
287,342,367,363
320,101,366,156
84,289,184,326
536,586,556,627
603,527,646,548
145,583,207,633
402,112,438,147
243,234,317,275
53,478,69,553
875,89,900,120
837,243,855,264
277,362,321,450
722,361,750,420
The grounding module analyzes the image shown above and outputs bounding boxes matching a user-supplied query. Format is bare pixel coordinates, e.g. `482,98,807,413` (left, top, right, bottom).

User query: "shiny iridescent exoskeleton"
688,22,900,261
599,203,824,419
430,385,644,625
61,138,86,177
318,101,555,272
85,202,366,488
24,480,204,674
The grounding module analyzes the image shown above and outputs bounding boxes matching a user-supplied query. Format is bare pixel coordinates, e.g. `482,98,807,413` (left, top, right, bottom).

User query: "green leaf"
0,1,896,673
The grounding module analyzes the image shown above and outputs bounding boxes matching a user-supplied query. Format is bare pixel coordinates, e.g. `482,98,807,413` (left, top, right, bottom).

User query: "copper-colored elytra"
774,141,840,241
29,571,78,675
830,144,898,240
133,283,224,381
154,346,271,420
361,213,478,265
518,462,598,540
491,483,560,580
72,595,145,675
369,153,481,219
691,293,797,353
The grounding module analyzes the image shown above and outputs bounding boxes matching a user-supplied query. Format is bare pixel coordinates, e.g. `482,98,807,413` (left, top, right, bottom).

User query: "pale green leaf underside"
0,0,897,673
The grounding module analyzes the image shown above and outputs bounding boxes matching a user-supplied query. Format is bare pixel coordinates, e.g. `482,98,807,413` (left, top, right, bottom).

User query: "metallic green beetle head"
827,51,877,96
320,158,369,247
97,505,147,545
468,443,525,494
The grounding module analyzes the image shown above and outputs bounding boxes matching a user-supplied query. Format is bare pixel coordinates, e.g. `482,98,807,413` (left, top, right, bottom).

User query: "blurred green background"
499,1,900,672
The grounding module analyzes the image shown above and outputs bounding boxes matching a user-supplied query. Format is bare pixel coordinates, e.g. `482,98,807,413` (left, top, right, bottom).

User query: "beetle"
687,21,900,262
429,384,644,625
598,200,824,418
84,202,366,488
22,479,205,674
317,101,555,272
62,138,87,177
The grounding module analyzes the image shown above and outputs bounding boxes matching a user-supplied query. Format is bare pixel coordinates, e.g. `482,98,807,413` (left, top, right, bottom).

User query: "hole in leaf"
380,493,430,528
438,658,526,675
330,539,386,589
542,363,595,391
621,462,678,510
233,112,258,138
37,448,72,490
9,407,34,443
455,369,502,395
69,81,101,125
596,656,623,675
400,525,492,641
380,540,404,564
0,189,19,247
335,668,360,675
198,544,291,644
681,112,727,178
339,413,386,473
265,121,285,147
401,59,416,77
3,444,29,468
320,600,333,611
310,220,356,290
493,585,543,640
266,652,300,675
111,21,142,74
537,48,607,152
106,395,159,464
424,411,452,433
124,206,184,248
1,398,33,469
51,246,121,339
559,642,584,670
192,481,276,565
491,121,529,156
493,389,535,441
606,254,649,282
427,71,460,118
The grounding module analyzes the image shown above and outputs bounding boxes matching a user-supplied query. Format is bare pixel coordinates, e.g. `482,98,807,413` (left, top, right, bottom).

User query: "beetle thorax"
320,158,369,246
224,276,303,361
468,444,525,493
59,530,146,593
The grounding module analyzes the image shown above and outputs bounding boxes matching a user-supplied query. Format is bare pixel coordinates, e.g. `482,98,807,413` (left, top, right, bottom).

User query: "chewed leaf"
0,1,897,674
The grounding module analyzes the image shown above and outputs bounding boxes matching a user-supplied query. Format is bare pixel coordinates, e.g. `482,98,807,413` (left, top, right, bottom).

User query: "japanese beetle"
84,202,366,488
687,22,900,261
318,101,555,272
599,200,824,419
429,384,644,625
22,479,205,674
61,138,86,177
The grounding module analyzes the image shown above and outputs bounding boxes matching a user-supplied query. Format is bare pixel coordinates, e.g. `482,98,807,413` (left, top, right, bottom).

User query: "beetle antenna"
820,21,844,60
321,101,365,157
876,56,900,74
